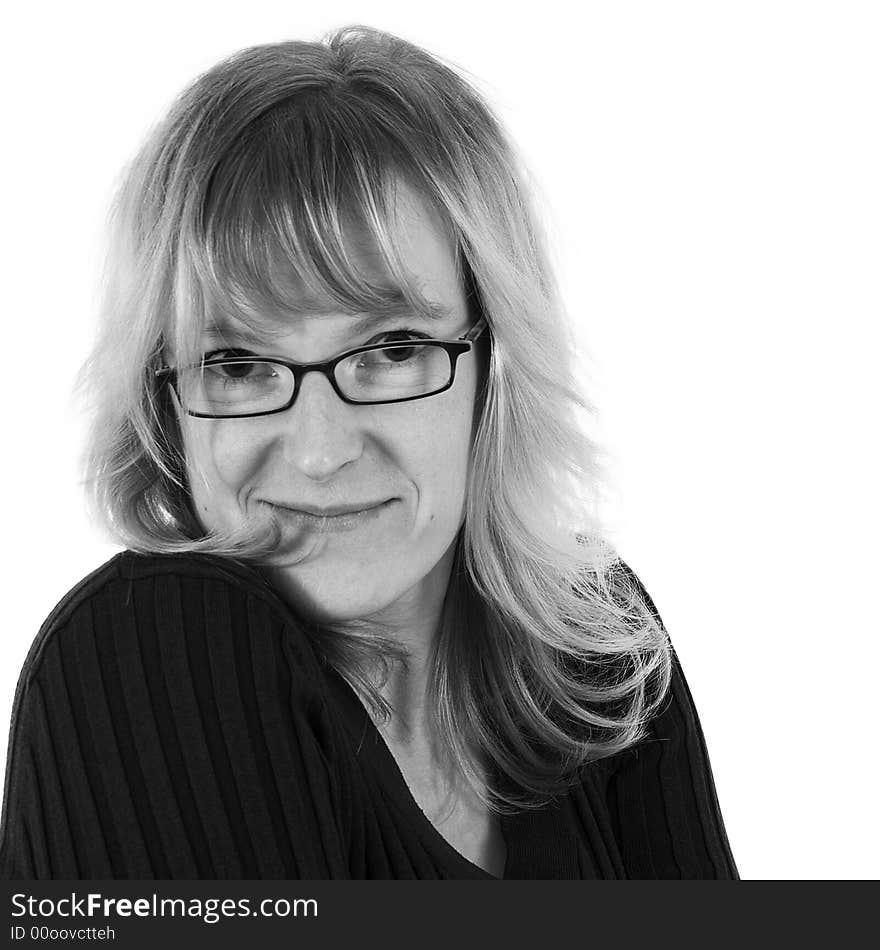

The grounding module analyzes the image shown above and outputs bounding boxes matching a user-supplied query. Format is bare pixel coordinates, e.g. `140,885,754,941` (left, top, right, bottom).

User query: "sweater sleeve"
601,565,739,879
604,649,740,879
0,553,349,879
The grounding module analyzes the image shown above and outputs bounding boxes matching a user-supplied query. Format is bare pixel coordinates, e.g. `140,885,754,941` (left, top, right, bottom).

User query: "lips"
263,498,397,539
265,499,392,517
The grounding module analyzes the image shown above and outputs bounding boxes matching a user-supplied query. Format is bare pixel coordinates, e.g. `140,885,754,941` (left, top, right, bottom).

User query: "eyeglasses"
156,314,488,419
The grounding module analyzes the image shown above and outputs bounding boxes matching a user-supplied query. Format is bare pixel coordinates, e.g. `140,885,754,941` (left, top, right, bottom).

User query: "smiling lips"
265,499,397,534
270,500,387,518
287,501,390,517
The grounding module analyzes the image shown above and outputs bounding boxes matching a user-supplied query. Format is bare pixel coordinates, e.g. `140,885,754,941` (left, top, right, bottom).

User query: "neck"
362,537,459,748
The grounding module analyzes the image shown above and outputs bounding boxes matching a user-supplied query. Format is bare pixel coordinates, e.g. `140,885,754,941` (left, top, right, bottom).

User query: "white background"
1,1,877,880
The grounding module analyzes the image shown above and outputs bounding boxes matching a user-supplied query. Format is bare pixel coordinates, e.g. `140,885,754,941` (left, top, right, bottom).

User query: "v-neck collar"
322,663,581,880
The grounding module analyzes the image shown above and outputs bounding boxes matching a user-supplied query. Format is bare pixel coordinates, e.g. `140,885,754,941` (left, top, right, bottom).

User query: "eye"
200,350,278,385
211,362,262,380
365,328,429,362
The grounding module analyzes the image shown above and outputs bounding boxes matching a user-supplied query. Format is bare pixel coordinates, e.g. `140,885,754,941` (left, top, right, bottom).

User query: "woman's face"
179,184,481,627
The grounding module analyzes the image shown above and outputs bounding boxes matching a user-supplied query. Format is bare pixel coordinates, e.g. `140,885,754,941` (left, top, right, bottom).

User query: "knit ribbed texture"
0,552,738,879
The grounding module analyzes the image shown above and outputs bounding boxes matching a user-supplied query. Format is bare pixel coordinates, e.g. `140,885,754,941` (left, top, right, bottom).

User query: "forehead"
340,180,461,290
196,179,465,337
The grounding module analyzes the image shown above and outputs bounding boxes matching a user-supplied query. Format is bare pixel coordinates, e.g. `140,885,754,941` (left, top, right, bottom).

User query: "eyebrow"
203,296,456,342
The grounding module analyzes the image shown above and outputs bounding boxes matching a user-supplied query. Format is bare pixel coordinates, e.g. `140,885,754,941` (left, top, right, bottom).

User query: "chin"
269,566,399,625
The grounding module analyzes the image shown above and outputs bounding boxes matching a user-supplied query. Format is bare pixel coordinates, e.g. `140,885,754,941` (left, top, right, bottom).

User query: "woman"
0,26,737,879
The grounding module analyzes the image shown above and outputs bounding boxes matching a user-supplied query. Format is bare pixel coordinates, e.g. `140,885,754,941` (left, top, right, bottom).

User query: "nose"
274,369,364,481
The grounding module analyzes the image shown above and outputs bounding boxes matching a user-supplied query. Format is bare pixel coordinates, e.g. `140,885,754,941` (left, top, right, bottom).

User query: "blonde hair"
80,25,671,812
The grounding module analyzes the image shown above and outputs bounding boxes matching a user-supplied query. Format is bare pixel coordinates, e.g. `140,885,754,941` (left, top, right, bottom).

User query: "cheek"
408,384,478,518
182,421,264,525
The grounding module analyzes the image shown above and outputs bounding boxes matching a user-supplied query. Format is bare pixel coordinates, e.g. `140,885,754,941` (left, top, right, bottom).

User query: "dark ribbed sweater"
0,551,738,879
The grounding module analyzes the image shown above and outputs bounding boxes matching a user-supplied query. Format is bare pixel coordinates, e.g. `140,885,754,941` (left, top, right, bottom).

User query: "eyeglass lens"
179,342,455,416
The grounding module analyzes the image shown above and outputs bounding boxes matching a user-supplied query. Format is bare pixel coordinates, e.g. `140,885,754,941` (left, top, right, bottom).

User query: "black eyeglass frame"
155,314,489,419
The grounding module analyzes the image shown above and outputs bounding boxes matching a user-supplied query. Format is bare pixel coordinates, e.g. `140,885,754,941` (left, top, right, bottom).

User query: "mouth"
264,499,398,533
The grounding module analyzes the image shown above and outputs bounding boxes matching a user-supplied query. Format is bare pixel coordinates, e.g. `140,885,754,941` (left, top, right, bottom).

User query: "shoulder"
583,571,738,877
2,551,347,879
17,550,321,694
605,558,666,629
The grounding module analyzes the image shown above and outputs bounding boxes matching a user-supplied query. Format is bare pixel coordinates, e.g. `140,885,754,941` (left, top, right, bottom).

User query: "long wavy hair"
79,25,672,812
